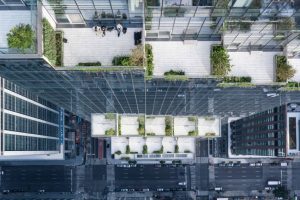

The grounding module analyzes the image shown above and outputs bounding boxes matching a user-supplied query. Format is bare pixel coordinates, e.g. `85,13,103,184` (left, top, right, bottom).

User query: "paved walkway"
60,27,142,66
289,58,300,82
228,51,282,85
148,41,220,77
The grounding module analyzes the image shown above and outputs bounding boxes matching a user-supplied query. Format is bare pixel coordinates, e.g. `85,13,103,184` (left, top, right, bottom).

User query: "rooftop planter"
217,76,255,87
211,45,232,77
163,7,186,17
112,45,144,67
165,116,173,136
137,116,145,136
91,113,117,137
145,44,154,77
164,70,188,81
7,23,34,53
145,116,166,136
276,55,295,82
42,18,63,66
174,116,198,136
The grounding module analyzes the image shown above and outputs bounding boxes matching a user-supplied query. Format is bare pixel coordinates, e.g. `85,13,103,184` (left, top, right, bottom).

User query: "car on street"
120,189,128,192
178,182,186,186
227,161,234,167
215,187,223,191
234,161,241,166
218,162,226,167
255,162,263,166
266,93,279,97
157,188,164,191
249,163,256,167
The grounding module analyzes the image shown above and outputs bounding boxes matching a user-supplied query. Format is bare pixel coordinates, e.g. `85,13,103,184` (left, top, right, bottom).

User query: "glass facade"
0,77,75,154
230,105,287,157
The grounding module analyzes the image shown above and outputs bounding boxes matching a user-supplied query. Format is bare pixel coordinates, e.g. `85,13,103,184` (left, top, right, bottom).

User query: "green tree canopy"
276,56,295,82
7,24,34,52
211,46,232,77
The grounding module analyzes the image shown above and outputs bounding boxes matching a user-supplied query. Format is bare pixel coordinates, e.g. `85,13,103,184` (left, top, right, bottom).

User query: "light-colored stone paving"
60,27,142,66
148,41,219,77
289,58,300,82
228,51,281,84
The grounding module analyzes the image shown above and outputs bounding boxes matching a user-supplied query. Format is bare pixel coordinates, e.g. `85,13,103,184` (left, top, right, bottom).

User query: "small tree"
126,145,130,154
143,145,148,154
175,145,179,153
276,56,295,82
129,45,144,67
211,46,232,77
7,24,34,52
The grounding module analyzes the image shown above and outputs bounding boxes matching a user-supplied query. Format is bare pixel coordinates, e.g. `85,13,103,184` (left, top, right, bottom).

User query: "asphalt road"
195,164,209,191
75,165,107,193
0,166,74,193
214,163,289,191
214,164,264,191
3,62,300,119
114,165,187,191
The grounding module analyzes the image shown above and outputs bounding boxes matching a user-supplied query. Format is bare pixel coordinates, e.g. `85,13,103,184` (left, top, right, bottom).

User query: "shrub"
146,132,156,136
42,18,63,66
105,113,115,120
165,116,173,136
143,145,148,154
7,23,34,52
105,128,115,136
55,32,63,66
164,75,189,81
164,70,185,76
145,44,154,76
188,130,198,136
205,132,216,137
276,56,295,82
137,116,145,136
112,56,131,66
115,150,121,155
125,145,130,154
211,46,232,77
188,116,196,122
153,146,164,154
223,76,252,83
129,45,144,67
118,115,121,135
175,145,179,153
77,62,101,66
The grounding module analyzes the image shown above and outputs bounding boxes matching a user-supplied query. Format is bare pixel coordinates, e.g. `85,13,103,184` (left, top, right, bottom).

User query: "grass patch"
137,116,145,136
165,116,173,136
164,75,189,81
217,82,255,88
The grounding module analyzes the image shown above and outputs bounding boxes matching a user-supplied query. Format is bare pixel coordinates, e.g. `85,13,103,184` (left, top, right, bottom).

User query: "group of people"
93,23,126,37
